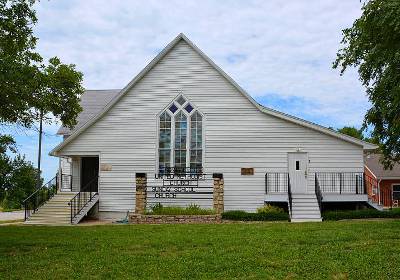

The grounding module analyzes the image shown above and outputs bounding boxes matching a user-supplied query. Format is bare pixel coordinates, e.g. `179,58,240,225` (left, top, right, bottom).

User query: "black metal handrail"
265,172,289,193
22,175,58,221
68,176,99,224
315,172,364,194
288,174,293,219
315,173,323,212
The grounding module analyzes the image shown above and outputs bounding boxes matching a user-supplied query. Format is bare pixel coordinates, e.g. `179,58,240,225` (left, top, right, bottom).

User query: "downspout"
378,179,382,205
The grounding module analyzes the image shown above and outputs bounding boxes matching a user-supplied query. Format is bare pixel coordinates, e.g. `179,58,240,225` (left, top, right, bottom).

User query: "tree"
0,0,83,128
333,0,400,169
33,57,84,186
0,135,37,210
336,126,381,145
0,0,84,186
337,126,365,140
0,135,16,202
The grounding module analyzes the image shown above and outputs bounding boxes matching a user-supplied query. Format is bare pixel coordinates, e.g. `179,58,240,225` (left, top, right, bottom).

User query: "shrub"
146,203,216,215
257,204,285,214
222,210,289,221
322,208,400,221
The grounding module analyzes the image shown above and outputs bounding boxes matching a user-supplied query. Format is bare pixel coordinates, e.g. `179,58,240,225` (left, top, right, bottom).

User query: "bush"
323,208,400,221
146,203,216,215
222,210,289,221
257,204,285,214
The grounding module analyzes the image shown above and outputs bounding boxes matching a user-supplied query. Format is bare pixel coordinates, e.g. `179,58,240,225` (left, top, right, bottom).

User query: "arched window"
158,112,171,173
190,111,202,171
174,111,187,170
158,95,203,174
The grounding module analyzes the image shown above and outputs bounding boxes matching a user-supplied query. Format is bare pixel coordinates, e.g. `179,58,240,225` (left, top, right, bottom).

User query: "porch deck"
265,172,369,204
265,193,368,203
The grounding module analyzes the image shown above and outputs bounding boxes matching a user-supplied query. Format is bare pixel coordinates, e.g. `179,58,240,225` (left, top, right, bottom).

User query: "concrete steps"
367,200,384,211
71,194,99,224
24,191,99,225
290,193,322,222
25,192,77,225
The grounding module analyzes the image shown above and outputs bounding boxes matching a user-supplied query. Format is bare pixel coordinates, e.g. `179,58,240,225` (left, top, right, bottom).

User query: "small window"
184,103,193,113
296,161,300,170
394,185,400,200
169,103,178,113
176,96,186,105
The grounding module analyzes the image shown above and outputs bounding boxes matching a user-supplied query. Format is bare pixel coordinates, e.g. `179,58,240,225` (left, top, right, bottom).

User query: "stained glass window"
176,96,186,105
190,111,202,171
169,103,178,113
184,103,193,113
158,97,203,174
158,112,171,173
174,111,187,170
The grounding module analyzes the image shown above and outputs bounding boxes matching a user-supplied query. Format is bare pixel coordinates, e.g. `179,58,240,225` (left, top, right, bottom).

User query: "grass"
145,203,216,215
0,208,22,212
323,208,400,220
1,221,400,279
0,207,20,212
0,219,23,224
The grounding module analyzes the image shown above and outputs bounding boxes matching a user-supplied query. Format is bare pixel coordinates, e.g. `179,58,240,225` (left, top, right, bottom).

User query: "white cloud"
6,0,369,180
34,0,368,128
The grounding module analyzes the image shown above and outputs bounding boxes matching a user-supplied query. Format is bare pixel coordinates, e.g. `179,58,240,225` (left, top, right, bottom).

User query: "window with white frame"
393,185,400,200
158,95,203,174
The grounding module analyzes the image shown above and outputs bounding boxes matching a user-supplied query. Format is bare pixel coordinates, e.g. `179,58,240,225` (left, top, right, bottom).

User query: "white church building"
24,34,378,224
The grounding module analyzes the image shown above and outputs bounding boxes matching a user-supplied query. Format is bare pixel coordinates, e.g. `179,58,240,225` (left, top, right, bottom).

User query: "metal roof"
57,89,120,135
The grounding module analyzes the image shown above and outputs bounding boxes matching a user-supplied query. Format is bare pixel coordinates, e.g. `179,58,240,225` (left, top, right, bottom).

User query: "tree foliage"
336,126,380,145
0,1,84,204
337,126,365,141
0,0,84,128
334,0,400,168
336,126,381,145
0,135,37,210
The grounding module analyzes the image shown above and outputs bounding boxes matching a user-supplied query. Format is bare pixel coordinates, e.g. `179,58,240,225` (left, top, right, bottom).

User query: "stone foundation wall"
129,214,222,224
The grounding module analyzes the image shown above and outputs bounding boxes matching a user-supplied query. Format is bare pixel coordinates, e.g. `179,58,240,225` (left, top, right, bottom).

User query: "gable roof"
50,33,377,156
58,89,120,135
365,153,400,179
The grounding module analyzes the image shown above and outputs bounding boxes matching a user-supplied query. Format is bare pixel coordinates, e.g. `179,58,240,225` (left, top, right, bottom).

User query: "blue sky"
4,0,369,181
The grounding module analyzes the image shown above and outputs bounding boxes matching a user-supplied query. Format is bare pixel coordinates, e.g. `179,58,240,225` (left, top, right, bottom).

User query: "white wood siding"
71,158,80,192
60,158,71,176
58,40,364,212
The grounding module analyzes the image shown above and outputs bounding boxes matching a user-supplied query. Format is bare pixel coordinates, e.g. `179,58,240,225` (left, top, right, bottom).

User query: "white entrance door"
288,152,308,193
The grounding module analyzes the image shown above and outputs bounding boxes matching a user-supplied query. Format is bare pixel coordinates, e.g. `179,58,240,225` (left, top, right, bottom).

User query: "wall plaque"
100,163,112,171
241,168,254,175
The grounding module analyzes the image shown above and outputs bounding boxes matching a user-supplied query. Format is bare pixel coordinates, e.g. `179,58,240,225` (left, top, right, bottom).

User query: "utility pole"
36,110,43,188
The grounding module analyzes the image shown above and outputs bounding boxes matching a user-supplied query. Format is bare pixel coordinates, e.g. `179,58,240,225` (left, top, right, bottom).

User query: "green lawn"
1,221,400,279
0,219,23,224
